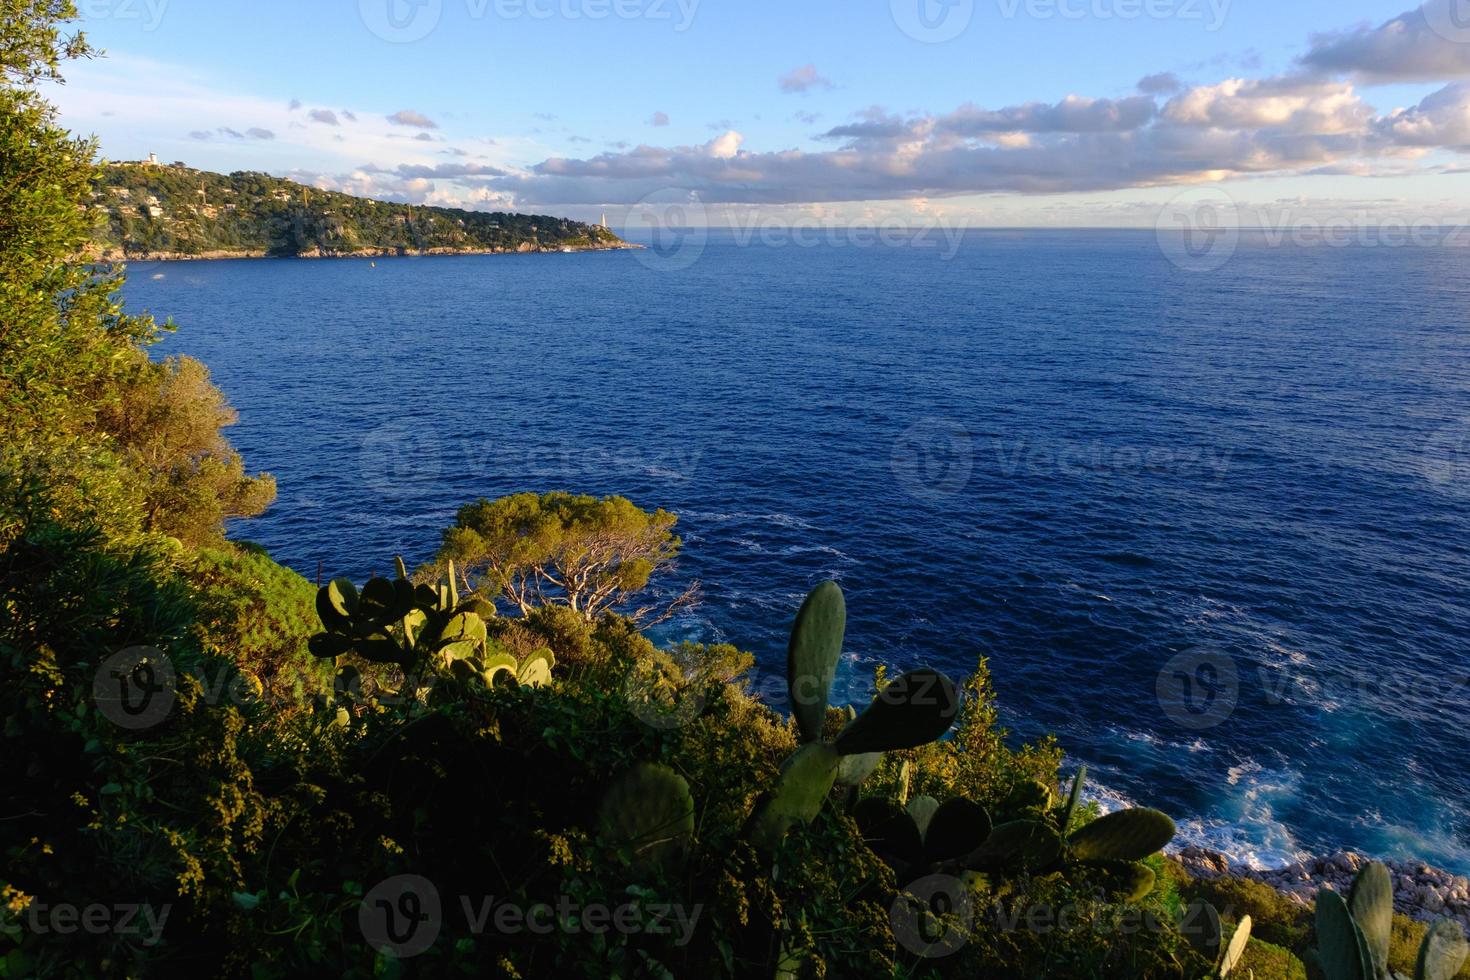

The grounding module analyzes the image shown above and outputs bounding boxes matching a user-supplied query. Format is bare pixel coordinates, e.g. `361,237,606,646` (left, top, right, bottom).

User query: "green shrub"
188,544,328,707
1239,938,1308,980
1174,866,1313,950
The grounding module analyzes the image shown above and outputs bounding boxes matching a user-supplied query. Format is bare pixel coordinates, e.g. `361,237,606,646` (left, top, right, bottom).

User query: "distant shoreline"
88,242,642,263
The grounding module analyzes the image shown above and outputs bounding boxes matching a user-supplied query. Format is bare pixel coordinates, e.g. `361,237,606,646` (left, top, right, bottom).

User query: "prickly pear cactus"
1415,918,1470,980
1316,888,1374,980
923,798,992,864
1219,915,1252,978
596,763,695,875
1349,862,1393,978
746,743,842,852
1067,808,1176,863
833,669,959,756
965,819,1063,872
786,581,846,744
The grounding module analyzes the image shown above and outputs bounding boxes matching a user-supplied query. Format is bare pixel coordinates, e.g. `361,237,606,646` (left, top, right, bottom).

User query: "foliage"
1239,938,1309,980
1310,862,1469,980
187,543,328,708
0,9,1405,979
91,162,625,258
1175,864,1313,950
95,355,275,545
440,491,700,623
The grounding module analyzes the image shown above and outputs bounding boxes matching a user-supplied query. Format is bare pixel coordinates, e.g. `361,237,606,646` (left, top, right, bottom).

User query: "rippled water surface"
132,230,1470,873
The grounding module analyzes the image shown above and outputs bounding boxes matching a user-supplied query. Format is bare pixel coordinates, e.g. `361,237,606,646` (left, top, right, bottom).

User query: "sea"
127,227,1470,876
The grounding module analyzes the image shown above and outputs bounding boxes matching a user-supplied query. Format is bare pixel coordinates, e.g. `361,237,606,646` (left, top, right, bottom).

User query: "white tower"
600,211,607,229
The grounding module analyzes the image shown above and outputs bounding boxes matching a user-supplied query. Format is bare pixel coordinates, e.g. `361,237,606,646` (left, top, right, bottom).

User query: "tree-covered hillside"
89,162,625,258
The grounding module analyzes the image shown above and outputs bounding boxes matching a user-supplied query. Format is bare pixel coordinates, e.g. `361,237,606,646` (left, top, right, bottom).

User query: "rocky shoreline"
86,242,641,263
1175,846,1470,933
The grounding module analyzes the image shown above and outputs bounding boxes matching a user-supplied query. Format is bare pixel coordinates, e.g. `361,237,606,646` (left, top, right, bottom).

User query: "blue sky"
49,0,1470,225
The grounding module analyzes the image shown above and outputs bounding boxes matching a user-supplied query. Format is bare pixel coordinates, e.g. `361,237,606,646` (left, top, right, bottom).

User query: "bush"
1174,866,1312,950
188,544,328,708
1239,938,1307,980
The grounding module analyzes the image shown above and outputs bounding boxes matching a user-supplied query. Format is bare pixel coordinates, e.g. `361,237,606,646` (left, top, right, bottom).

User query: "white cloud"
1301,1,1470,83
1374,82,1470,148
1160,76,1371,134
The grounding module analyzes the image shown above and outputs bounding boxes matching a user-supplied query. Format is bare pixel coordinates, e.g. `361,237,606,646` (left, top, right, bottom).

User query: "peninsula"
87,159,630,261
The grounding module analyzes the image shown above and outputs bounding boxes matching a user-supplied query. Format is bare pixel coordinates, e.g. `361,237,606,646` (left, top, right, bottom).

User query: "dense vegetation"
91,163,625,258
2,4,1467,977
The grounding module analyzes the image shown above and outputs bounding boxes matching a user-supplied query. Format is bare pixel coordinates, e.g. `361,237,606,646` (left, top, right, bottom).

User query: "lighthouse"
600,211,607,229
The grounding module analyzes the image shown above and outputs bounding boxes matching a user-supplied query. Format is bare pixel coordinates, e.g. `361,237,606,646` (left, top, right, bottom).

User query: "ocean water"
130,229,1470,875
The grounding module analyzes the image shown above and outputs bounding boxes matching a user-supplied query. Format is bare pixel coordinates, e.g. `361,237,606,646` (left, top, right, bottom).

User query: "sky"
43,0,1470,227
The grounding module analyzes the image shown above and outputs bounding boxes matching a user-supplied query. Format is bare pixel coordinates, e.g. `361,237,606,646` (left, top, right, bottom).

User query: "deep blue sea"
130,229,1470,875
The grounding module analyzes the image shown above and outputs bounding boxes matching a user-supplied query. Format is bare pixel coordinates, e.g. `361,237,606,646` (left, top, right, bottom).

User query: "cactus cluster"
850,763,1175,902
1313,861,1468,980
309,559,498,676
745,581,962,852
449,647,555,690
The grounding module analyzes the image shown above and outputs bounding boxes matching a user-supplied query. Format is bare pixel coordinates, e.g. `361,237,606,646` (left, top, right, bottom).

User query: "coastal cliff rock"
1176,845,1470,932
